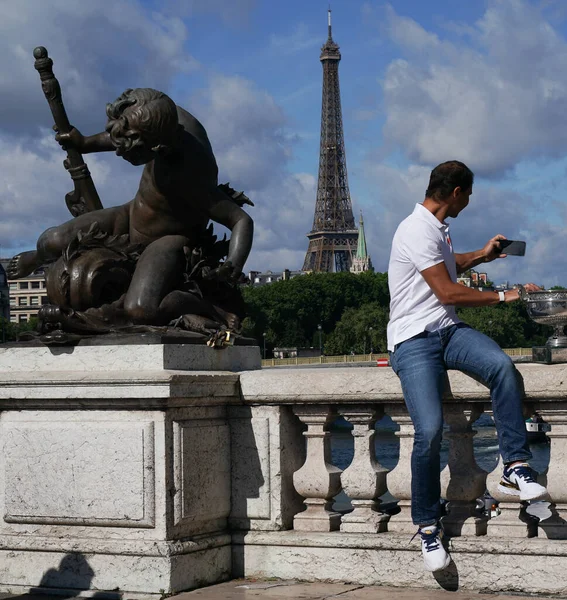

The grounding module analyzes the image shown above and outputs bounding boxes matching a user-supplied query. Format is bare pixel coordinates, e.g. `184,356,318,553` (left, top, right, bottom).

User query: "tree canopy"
242,271,550,355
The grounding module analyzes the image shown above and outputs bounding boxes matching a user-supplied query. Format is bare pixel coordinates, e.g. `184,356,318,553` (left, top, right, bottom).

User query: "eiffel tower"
302,9,358,273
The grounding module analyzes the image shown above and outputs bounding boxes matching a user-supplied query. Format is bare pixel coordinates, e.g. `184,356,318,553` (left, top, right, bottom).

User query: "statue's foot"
7,251,40,279
175,314,221,336
214,306,240,331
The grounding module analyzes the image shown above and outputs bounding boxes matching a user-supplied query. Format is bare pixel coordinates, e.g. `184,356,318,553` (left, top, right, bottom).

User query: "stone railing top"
239,363,567,404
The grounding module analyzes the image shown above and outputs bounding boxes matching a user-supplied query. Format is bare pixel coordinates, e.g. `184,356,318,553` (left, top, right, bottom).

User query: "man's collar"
413,203,448,230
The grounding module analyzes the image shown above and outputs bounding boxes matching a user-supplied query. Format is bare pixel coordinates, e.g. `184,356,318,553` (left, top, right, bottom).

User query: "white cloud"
0,0,194,134
359,160,567,285
192,75,289,190
0,131,140,256
0,1,318,274
191,75,316,271
381,0,567,177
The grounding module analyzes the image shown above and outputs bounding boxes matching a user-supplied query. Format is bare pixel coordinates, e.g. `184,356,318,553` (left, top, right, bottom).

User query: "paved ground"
2,580,566,599
173,580,566,599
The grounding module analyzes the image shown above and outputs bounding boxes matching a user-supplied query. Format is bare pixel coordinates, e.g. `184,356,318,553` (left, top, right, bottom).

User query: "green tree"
324,302,389,355
457,302,548,348
0,317,38,343
242,271,389,349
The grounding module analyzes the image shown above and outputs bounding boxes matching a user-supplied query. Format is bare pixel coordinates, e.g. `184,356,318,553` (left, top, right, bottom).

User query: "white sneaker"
414,524,451,572
498,462,547,501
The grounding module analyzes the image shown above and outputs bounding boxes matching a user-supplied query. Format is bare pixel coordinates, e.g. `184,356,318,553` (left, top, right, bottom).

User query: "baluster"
440,403,488,536
385,405,415,533
339,405,389,533
534,403,567,539
292,405,342,531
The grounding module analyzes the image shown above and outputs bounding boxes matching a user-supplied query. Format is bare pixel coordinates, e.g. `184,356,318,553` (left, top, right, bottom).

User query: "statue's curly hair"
105,88,179,156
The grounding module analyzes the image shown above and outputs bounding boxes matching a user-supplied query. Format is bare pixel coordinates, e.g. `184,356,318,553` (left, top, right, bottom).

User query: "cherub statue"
9,87,254,342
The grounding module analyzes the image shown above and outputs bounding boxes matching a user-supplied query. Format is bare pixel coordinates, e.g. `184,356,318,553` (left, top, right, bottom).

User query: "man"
8,88,253,330
387,160,547,572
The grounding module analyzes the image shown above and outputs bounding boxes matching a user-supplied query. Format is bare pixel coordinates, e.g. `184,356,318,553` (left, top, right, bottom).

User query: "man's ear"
453,186,462,198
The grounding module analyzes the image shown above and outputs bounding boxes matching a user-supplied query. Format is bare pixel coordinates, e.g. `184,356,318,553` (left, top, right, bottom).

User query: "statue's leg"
123,234,227,326
7,203,131,279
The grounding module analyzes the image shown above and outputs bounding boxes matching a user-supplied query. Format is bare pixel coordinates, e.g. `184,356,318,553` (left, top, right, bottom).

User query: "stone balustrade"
236,363,567,595
2,346,567,597
238,364,564,536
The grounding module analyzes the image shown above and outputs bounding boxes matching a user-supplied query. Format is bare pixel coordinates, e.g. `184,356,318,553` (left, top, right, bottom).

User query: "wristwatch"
498,291,506,302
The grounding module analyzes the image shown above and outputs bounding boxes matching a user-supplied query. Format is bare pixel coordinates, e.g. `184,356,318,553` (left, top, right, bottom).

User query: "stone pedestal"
0,343,259,598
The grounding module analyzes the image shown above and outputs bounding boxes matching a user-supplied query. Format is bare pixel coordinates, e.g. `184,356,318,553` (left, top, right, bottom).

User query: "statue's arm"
208,188,254,274
81,131,115,154
56,129,114,154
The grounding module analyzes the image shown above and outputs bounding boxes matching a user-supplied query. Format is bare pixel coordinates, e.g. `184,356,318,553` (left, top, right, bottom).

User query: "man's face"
449,186,472,218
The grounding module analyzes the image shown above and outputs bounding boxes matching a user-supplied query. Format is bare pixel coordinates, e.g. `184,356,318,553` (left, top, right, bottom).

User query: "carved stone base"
293,502,342,532
442,515,488,537
486,503,538,538
384,499,414,534
340,503,389,533
441,501,488,537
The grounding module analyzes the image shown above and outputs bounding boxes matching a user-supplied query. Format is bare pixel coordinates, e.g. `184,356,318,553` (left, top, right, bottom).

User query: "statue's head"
105,88,180,165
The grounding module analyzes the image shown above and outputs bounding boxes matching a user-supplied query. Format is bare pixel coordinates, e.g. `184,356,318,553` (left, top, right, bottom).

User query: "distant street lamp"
262,332,267,359
317,324,322,356
369,326,373,354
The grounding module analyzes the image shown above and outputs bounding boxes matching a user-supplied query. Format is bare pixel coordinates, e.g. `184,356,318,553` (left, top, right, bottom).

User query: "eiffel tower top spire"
321,8,341,60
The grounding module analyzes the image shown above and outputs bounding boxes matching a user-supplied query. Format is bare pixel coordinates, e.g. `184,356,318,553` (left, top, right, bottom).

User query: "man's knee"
490,352,517,379
414,421,443,449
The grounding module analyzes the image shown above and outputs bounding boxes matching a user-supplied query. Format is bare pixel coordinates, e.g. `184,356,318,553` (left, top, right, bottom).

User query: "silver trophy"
520,287,567,362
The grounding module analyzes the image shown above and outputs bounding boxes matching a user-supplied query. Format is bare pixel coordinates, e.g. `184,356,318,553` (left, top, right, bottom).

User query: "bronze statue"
8,48,254,346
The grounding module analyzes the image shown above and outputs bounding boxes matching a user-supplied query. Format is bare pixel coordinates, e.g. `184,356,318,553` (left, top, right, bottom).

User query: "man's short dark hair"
426,161,474,200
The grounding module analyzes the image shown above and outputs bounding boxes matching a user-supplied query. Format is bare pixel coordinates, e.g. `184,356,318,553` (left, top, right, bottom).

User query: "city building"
0,262,9,323
457,269,493,290
0,258,49,323
247,269,304,287
350,212,373,274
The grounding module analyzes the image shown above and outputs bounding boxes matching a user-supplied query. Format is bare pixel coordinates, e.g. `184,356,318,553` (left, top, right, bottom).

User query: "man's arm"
455,234,506,274
421,262,540,306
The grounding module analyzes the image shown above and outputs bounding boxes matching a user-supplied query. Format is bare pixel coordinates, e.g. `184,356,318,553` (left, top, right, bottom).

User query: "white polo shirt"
387,203,460,351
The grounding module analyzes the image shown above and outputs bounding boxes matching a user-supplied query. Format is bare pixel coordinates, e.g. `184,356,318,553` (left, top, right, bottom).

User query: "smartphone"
497,240,526,256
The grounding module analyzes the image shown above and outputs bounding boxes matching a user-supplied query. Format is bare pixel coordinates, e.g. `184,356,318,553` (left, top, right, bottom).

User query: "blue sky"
2,0,567,286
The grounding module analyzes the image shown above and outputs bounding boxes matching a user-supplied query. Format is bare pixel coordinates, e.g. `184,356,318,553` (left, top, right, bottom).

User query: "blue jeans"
389,323,531,527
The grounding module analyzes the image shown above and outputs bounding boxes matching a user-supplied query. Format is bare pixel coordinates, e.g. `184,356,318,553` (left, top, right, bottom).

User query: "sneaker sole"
497,483,548,502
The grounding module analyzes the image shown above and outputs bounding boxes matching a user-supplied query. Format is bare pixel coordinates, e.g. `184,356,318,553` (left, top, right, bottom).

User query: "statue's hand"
54,126,85,152
205,260,242,284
